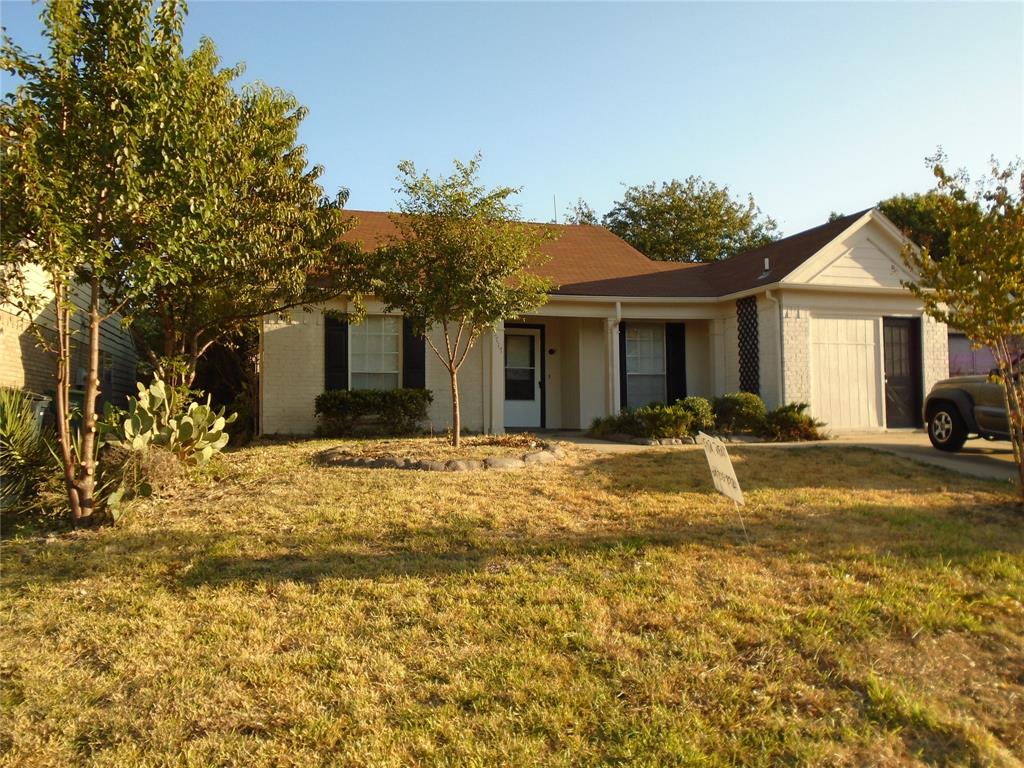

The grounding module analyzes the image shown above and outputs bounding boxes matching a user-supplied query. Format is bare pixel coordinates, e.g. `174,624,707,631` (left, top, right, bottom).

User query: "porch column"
711,317,726,395
485,321,505,434
605,317,620,415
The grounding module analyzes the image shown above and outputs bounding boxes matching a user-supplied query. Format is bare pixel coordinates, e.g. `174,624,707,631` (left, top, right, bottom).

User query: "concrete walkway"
550,429,1019,484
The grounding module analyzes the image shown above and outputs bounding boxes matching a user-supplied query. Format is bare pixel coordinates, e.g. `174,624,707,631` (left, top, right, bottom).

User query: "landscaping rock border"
316,442,566,472
596,433,766,446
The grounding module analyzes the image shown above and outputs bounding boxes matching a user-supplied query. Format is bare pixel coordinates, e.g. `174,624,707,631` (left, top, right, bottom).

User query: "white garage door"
810,317,882,429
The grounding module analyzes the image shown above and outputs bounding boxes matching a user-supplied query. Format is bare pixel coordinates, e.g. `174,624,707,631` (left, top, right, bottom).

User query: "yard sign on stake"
696,431,750,544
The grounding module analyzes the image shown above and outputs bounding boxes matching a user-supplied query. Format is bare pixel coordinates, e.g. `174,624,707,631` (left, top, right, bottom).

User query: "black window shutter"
618,321,628,410
665,322,687,403
402,317,426,389
324,315,348,390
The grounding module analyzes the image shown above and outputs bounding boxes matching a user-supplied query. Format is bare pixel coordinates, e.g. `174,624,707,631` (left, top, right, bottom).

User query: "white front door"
504,329,542,428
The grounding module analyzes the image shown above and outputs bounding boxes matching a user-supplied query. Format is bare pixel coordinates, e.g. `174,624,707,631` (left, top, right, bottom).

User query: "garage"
808,314,924,430
809,316,883,429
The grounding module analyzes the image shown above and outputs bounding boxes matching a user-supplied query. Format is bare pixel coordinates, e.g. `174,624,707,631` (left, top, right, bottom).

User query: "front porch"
495,307,715,432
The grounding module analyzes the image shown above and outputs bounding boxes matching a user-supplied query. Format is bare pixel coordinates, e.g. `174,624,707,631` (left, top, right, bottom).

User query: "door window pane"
350,315,401,390
505,334,535,401
626,324,666,408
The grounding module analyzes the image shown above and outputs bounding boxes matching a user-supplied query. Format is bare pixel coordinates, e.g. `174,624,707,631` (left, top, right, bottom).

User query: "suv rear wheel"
928,405,968,452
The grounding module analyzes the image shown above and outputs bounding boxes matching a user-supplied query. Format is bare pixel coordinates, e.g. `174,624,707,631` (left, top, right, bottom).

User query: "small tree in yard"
903,152,1024,501
1,0,356,524
372,156,554,447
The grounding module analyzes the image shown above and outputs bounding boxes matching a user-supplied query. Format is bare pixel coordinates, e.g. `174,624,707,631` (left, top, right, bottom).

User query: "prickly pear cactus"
102,378,237,465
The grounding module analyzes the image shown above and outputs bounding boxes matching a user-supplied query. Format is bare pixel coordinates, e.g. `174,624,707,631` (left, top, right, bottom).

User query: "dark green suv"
924,374,1014,451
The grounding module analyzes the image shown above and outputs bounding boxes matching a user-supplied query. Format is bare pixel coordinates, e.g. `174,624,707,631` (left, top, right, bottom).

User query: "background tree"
602,176,779,262
902,152,1024,501
372,156,553,447
564,198,598,225
879,191,963,261
114,42,359,389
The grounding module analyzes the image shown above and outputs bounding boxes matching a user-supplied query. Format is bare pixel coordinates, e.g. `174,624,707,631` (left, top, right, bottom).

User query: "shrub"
763,403,825,442
315,389,433,437
589,402,693,439
0,387,57,514
676,396,714,432
713,392,767,433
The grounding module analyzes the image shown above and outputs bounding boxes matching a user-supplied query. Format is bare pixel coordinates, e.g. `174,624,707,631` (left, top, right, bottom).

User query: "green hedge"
314,388,433,437
588,392,825,442
712,392,768,434
762,402,825,442
590,402,692,440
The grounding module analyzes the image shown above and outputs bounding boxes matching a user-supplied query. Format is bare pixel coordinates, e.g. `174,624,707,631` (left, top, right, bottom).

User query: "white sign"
696,431,745,505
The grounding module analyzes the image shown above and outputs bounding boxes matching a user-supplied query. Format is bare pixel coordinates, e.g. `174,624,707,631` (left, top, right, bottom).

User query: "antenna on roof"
553,195,558,224
764,257,770,272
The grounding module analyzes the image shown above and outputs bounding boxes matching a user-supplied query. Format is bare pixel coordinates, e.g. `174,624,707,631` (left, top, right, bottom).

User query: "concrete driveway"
552,429,1019,484
823,430,1018,484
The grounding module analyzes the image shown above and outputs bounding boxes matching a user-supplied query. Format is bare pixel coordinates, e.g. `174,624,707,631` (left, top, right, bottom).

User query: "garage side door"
810,317,882,429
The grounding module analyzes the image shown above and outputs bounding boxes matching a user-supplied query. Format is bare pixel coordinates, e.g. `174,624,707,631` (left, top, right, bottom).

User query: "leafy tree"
1,0,355,523
372,156,554,446
564,198,598,225
879,191,962,261
114,36,358,387
902,152,1024,501
602,177,779,262
827,211,847,222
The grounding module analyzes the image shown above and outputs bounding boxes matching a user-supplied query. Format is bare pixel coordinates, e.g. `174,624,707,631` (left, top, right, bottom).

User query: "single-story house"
259,208,949,435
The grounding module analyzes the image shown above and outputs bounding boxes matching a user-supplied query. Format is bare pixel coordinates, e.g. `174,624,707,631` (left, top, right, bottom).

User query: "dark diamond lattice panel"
736,296,759,395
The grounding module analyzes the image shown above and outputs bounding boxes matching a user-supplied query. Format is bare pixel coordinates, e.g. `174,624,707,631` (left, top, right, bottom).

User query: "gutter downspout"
764,288,784,407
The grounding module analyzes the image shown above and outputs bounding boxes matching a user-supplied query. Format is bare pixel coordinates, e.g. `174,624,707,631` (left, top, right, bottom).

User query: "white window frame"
625,323,667,408
349,314,403,390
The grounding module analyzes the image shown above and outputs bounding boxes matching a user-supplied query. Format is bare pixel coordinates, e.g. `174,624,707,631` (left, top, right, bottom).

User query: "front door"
882,317,922,428
504,329,542,428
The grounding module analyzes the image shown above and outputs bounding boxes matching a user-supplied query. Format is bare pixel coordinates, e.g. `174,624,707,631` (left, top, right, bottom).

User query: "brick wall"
780,307,811,405
260,308,488,435
921,314,949,393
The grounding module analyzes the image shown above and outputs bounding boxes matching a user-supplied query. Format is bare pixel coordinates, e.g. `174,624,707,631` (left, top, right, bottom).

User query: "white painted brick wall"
424,325,486,434
781,307,811,405
261,307,489,435
261,310,324,434
921,314,949,393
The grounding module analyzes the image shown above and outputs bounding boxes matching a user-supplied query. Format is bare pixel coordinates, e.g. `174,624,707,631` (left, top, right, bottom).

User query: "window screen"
350,315,401,390
625,324,666,408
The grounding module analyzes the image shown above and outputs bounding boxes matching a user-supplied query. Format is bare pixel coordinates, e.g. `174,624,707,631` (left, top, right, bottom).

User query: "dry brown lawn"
1,440,1022,767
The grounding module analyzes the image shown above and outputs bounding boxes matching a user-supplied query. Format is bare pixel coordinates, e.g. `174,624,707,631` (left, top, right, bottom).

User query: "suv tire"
928,405,968,452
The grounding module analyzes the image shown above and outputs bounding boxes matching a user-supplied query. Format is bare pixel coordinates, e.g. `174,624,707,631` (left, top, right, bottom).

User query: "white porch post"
486,321,505,434
711,317,726,396
605,316,620,415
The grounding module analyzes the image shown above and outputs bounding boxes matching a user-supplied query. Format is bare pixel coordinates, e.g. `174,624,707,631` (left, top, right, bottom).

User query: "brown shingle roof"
339,208,871,299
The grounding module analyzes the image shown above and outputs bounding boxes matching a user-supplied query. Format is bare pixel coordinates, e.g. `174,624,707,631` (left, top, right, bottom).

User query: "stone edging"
597,433,767,446
316,442,566,472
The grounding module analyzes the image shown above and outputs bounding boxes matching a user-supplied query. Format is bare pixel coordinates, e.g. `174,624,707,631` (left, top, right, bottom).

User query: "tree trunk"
52,279,83,521
74,276,102,526
450,366,461,448
994,339,1024,505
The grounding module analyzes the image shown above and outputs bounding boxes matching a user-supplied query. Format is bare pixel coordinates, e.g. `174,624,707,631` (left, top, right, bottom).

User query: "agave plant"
0,387,57,512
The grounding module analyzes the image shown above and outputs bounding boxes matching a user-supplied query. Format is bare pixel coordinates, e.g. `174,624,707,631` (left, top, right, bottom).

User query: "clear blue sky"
2,1,1021,233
